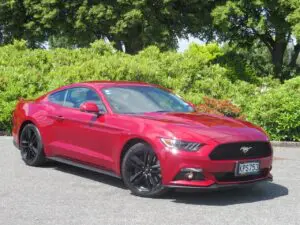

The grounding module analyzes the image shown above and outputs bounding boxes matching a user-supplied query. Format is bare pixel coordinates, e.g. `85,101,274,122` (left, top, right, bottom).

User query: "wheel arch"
118,137,168,197
18,120,36,143
119,138,152,177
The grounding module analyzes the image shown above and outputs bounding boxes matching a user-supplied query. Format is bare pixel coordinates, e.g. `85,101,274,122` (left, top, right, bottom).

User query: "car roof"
38,81,171,101
41,81,171,100
82,80,154,88
57,81,159,90
45,81,159,95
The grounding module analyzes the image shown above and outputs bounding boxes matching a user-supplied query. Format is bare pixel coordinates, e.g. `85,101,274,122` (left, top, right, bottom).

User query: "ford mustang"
12,81,273,197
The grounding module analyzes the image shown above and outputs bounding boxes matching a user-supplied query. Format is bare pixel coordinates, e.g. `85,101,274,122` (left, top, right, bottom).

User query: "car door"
51,87,120,170
45,88,70,155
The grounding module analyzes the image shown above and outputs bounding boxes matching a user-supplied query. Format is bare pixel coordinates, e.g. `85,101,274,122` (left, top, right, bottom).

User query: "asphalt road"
1,137,299,225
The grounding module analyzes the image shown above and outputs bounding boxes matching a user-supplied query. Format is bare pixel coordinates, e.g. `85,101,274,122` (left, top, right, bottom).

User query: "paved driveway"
0,137,299,225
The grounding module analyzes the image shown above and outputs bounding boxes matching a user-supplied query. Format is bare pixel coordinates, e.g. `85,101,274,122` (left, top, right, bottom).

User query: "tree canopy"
0,0,187,52
0,0,299,80
209,0,300,80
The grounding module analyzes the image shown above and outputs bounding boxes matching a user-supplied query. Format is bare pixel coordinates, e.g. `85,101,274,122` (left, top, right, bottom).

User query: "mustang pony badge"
240,146,252,154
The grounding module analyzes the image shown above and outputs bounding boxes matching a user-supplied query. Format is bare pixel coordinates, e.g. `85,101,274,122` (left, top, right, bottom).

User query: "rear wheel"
121,143,168,197
19,124,46,166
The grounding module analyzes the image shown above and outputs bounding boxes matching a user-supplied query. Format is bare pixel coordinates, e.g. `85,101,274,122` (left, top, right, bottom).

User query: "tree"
0,0,193,53
52,0,212,53
210,0,300,81
0,0,27,45
216,42,274,82
283,0,300,70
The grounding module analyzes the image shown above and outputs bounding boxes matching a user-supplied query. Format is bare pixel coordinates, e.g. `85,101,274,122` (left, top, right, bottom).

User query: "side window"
48,90,67,106
65,87,106,111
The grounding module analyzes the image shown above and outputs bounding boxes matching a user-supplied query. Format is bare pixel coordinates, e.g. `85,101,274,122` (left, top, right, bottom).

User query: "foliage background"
0,40,299,141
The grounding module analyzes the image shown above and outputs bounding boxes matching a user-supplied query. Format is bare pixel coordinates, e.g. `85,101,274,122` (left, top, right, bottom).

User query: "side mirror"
80,102,101,115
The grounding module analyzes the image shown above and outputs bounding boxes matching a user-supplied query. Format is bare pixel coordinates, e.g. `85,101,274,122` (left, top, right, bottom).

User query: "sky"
177,36,204,52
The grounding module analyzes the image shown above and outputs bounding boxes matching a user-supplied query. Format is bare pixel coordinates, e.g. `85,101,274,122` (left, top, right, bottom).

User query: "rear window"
48,90,67,106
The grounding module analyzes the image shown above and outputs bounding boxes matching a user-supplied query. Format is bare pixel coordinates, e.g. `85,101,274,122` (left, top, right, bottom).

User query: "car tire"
121,142,168,197
19,124,46,166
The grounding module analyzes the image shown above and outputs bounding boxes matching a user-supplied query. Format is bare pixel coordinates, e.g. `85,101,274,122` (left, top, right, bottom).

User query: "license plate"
235,161,260,176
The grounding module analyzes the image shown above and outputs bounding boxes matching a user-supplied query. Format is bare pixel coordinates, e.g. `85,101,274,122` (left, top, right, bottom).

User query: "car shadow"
43,161,126,190
163,182,288,205
42,161,288,205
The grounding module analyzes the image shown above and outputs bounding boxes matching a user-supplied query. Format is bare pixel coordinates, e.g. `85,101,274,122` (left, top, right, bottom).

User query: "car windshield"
102,86,194,114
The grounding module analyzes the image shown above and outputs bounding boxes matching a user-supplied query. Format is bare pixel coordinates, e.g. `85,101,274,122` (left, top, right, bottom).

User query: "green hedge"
0,40,299,141
247,77,300,141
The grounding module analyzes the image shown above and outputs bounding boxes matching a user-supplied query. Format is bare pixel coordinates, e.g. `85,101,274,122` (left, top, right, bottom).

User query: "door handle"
54,115,64,121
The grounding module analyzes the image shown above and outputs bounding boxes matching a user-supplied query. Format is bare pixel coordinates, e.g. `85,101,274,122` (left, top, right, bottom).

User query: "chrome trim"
181,168,203,172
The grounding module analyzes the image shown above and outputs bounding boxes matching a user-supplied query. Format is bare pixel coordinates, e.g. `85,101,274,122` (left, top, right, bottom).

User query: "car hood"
133,112,268,143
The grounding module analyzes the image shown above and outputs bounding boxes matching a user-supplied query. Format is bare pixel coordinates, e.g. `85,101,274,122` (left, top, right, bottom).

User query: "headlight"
160,138,202,152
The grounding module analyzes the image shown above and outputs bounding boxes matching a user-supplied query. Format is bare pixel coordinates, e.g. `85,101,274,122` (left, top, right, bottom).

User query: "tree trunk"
289,44,300,69
271,40,288,82
114,40,123,52
107,36,124,52
124,38,144,55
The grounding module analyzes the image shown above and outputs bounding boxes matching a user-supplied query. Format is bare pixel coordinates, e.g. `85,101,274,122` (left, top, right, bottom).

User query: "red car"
12,81,273,197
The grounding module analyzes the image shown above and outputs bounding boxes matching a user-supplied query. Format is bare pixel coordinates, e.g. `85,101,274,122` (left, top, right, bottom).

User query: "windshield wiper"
150,110,171,113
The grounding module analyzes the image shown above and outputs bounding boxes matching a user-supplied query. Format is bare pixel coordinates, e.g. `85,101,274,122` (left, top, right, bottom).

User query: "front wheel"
121,143,168,197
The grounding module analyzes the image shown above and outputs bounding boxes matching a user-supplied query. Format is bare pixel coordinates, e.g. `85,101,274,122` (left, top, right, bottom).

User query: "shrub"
0,40,299,141
247,77,300,141
0,41,229,132
196,96,244,118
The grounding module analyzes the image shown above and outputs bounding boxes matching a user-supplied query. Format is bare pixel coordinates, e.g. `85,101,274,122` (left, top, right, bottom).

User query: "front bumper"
158,142,273,188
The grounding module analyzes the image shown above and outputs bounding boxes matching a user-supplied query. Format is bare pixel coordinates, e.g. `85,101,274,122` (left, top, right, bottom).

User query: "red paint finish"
79,102,100,114
12,81,273,188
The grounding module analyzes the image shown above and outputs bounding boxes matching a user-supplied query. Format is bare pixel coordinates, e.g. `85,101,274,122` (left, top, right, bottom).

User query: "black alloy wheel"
122,143,168,197
20,124,46,166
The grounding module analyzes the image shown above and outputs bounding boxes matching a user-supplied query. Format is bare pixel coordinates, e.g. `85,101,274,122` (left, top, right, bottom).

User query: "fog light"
185,172,194,180
174,168,205,181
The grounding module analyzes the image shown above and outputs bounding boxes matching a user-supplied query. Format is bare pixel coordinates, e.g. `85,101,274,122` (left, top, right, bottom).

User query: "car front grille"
209,142,272,160
214,169,269,182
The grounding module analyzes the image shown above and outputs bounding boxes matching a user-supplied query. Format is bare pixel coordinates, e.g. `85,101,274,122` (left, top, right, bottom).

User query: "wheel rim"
125,149,162,192
20,127,39,162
